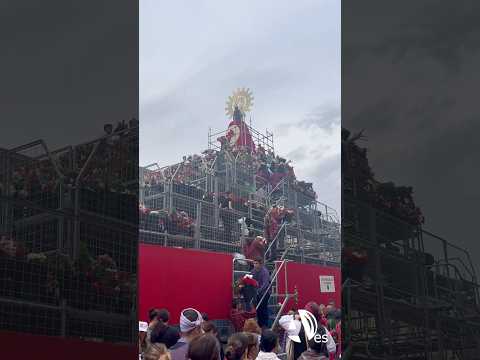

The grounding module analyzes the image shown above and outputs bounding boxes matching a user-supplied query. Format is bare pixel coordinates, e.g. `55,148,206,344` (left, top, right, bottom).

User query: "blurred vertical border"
0,0,138,358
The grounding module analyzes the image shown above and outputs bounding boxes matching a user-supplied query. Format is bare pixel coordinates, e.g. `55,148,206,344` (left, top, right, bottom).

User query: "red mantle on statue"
226,119,255,152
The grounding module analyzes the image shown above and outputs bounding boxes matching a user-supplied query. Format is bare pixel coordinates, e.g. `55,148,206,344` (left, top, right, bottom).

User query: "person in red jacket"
238,274,259,311
343,247,368,283
243,236,267,261
264,206,294,261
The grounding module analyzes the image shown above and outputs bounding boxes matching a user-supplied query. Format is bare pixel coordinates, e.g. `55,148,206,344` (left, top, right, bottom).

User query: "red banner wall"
0,331,136,359
139,244,233,323
276,261,341,310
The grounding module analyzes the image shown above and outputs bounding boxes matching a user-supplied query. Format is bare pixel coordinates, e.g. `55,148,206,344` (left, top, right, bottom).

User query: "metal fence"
139,127,341,346
342,195,480,358
140,168,341,264
0,127,138,344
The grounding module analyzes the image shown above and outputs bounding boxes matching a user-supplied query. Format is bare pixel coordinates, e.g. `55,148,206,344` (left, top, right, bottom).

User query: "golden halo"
225,88,254,117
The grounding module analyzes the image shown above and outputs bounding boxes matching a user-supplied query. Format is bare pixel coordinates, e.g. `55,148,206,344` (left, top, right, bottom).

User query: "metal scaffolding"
342,129,480,360
140,123,340,265
140,123,341,340
0,126,138,344
208,122,275,154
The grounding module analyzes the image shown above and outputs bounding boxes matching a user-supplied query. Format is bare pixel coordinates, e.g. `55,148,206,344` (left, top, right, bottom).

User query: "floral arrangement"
1,236,134,305
238,274,259,288
85,254,134,295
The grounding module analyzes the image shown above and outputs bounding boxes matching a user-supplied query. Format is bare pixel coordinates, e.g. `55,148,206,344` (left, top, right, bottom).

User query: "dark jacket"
252,266,271,297
150,324,180,349
293,325,307,360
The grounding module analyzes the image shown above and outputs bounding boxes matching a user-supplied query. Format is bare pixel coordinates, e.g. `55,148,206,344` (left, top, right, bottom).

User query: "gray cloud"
309,153,341,177
345,1,480,72
275,102,340,137
344,0,480,274
300,104,340,130
286,146,308,163
140,0,340,212
307,153,341,214
0,0,137,150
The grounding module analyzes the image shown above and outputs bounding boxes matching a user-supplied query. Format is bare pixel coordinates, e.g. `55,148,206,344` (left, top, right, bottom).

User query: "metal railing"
1,128,138,344
140,178,340,264
343,195,480,359
232,254,297,331
263,223,288,261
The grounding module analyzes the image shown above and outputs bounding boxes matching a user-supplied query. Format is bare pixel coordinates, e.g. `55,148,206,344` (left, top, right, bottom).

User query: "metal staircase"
232,222,318,334
141,124,340,348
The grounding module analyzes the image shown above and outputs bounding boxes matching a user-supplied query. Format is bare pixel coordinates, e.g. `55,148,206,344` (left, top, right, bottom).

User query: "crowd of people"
138,116,341,360
140,205,195,237
342,127,425,225
143,150,217,188
140,300,341,360
140,196,294,262
69,119,138,194
139,114,337,255
238,205,294,261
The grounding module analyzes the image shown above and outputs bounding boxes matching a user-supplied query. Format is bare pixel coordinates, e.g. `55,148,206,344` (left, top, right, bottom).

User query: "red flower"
240,277,258,288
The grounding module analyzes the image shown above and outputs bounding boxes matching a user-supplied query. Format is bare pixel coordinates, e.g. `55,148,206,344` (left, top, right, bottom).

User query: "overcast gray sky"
344,0,480,275
0,0,137,152
139,0,340,213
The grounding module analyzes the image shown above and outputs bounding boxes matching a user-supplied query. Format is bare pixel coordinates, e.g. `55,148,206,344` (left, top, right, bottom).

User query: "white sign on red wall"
319,275,335,293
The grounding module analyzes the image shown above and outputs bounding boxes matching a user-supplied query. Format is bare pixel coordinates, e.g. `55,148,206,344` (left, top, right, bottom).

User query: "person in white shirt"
279,312,302,360
279,311,336,360
255,329,281,360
